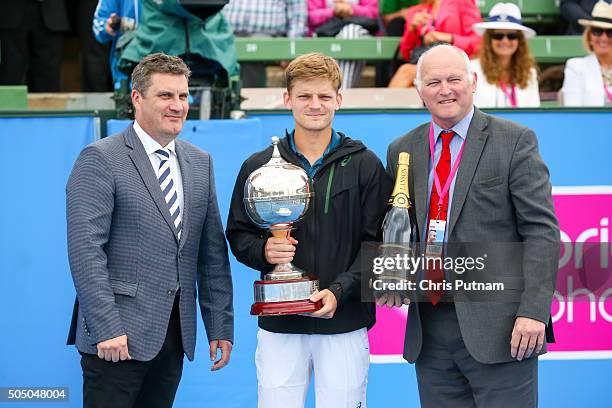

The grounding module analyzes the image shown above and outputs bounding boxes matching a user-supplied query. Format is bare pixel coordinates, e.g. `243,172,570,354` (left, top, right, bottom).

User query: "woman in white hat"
562,1,612,106
471,3,540,108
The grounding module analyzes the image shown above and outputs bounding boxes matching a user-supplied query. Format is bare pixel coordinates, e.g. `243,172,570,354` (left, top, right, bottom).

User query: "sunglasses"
490,32,520,41
591,27,612,37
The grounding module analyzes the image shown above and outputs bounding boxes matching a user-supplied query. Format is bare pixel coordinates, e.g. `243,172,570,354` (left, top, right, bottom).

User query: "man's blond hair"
285,53,343,92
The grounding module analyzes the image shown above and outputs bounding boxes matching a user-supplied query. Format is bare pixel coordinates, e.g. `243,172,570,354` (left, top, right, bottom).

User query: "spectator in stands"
223,0,307,88
376,0,419,86
562,1,612,106
381,0,419,34
0,0,70,92
388,0,481,88
79,0,113,91
308,0,379,89
471,3,540,108
93,0,139,90
560,0,603,35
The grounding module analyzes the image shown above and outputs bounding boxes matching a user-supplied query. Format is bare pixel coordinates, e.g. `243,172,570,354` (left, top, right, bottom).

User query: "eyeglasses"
591,28,612,37
490,32,520,41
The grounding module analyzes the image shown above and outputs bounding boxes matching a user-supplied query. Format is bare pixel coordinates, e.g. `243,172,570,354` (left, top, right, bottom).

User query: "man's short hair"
131,53,191,95
285,52,343,93
414,44,473,90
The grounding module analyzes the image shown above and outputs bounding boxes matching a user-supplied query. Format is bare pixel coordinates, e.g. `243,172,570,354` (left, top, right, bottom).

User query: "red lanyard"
604,83,612,103
500,82,517,107
428,123,465,207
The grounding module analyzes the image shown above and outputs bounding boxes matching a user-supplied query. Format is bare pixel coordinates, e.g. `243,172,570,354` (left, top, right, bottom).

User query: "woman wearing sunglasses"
471,3,540,108
562,1,612,106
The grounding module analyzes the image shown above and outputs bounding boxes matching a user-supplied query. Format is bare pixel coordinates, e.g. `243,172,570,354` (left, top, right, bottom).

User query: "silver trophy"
244,136,322,315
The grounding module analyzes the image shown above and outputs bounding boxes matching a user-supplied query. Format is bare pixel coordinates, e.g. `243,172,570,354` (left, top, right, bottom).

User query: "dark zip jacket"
226,132,391,334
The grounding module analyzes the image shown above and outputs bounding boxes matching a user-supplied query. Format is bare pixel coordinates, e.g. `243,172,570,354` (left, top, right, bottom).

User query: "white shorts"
255,328,370,408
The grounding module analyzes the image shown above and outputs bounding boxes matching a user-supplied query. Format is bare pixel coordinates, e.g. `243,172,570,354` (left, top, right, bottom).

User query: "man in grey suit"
66,53,233,408
384,44,559,407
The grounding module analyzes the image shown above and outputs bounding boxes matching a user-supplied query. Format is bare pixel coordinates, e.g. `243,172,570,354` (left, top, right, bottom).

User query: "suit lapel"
176,141,192,251
448,109,489,238
412,130,430,237
125,125,179,242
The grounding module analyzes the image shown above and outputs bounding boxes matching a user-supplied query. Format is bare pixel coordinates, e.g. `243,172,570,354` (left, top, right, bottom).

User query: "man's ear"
335,91,342,110
415,86,424,105
131,89,141,109
283,89,291,110
471,72,478,92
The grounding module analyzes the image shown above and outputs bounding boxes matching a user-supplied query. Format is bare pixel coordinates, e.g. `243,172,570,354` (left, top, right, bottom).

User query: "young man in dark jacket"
226,52,390,408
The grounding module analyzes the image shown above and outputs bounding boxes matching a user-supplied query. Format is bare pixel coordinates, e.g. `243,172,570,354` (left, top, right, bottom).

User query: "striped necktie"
155,148,182,239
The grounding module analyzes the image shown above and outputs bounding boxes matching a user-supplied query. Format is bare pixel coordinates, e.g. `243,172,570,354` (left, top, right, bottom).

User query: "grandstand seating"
234,36,585,64
477,0,560,24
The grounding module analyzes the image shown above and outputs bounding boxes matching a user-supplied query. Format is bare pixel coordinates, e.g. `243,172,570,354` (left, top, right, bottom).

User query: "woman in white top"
562,1,612,106
471,3,540,108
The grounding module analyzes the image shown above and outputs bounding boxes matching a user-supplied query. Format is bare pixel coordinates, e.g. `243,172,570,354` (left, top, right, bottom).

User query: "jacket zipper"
324,162,336,215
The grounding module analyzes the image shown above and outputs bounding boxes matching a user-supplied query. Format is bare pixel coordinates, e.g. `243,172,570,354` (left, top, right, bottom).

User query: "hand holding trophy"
244,136,323,316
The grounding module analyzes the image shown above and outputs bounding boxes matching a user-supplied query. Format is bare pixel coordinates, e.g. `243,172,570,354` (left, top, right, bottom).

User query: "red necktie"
426,130,454,304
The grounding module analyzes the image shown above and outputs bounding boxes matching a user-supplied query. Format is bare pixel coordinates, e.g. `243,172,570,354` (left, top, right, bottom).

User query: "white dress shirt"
133,121,184,214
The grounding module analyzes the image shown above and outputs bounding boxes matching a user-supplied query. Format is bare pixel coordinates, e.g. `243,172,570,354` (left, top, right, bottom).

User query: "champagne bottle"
382,152,418,248
378,153,419,287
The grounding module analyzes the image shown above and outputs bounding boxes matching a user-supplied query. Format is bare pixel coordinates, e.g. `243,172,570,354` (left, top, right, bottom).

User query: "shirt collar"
133,120,176,156
432,106,474,143
287,128,341,157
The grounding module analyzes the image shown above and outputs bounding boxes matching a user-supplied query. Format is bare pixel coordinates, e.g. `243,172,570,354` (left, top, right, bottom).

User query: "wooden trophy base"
251,298,323,316
250,276,323,316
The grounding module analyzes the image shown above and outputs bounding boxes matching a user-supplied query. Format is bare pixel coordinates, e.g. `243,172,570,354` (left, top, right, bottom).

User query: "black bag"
314,16,379,37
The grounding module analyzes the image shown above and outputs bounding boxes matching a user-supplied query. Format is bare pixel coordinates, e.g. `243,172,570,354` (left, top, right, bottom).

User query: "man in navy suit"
67,53,233,408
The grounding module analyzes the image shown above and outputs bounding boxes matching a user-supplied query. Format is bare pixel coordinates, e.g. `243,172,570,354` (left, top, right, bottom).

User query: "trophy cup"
244,136,323,316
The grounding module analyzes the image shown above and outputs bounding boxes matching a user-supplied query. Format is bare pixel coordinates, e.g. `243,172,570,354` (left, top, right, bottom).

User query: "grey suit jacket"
387,108,560,364
66,124,233,362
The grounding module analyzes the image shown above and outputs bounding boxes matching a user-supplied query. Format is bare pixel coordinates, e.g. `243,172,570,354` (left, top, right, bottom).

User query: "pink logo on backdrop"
369,190,612,356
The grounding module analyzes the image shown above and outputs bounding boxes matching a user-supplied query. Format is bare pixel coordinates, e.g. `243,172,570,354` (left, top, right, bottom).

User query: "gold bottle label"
390,152,411,209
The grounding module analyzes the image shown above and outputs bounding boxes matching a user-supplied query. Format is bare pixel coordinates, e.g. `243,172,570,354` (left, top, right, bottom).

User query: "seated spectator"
388,0,481,88
376,0,418,86
93,0,140,90
308,0,379,89
0,0,70,92
381,0,419,35
471,3,540,108
560,0,602,35
223,0,307,88
562,1,612,106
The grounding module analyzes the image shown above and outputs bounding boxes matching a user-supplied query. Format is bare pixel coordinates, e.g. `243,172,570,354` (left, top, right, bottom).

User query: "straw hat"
473,3,536,38
578,1,612,30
